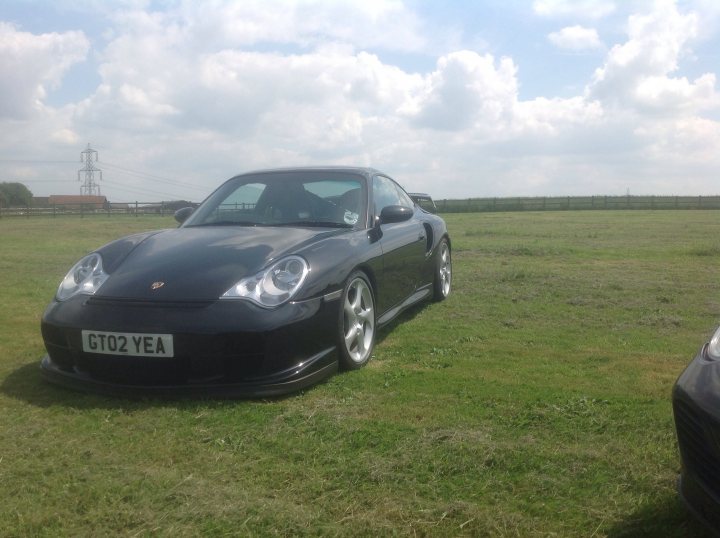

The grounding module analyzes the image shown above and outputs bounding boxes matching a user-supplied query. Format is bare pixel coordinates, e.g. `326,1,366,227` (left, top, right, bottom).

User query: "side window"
394,185,414,209
373,175,413,214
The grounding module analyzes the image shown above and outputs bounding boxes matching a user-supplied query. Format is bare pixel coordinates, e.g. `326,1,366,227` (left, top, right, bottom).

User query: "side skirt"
376,284,432,327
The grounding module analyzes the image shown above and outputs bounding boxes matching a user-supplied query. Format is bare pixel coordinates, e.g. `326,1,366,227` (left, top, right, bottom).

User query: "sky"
0,0,719,202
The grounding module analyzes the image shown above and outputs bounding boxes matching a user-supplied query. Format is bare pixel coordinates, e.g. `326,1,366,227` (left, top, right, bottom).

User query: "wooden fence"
434,195,720,213
2,195,720,218
0,202,193,218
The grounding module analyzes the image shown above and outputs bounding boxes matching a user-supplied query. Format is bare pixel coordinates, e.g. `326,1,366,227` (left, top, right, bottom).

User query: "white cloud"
0,0,719,201
516,96,604,135
633,73,718,112
548,25,604,50
588,0,719,115
533,0,616,19
50,128,80,145
404,51,519,132
636,116,720,162
0,22,89,119
113,0,428,54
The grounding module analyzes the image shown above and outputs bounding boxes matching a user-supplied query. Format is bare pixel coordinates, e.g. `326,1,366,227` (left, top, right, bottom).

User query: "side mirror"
379,205,413,224
174,206,194,224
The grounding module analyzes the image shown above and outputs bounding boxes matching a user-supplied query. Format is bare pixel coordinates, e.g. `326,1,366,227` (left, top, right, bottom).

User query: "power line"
12,175,203,200
2,157,207,192
12,179,76,183
98,161,187,183
2,149,213,200
98,161,208,192
101,179,200,200
0,159,77,164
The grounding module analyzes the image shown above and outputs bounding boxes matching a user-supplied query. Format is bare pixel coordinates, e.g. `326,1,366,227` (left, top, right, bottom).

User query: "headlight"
707,326,720,360
56,253,109,301
221,256,309,308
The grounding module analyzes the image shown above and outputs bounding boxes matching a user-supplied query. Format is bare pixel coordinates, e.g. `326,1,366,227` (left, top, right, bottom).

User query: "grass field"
0,211,718,537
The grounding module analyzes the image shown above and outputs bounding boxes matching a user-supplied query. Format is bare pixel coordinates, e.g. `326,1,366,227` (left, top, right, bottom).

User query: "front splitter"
40,352,338,399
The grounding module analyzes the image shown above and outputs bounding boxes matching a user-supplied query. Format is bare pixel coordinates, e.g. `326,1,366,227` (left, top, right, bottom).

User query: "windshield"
185,171,366,228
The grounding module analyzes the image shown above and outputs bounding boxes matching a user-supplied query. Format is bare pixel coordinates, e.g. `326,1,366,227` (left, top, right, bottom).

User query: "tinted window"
185,172,365,228
413,196,437,213
395,186,414,209
373,175,414,216
220,183,265,209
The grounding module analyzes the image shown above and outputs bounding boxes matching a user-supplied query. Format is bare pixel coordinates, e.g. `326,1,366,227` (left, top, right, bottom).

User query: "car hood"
95,226,345,301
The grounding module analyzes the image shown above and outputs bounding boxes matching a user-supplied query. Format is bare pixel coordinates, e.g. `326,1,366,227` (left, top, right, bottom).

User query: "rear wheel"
433,239,451,301
338,272,376,370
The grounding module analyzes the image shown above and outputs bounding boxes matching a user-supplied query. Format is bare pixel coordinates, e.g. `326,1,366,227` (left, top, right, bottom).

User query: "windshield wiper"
188,220,259,227
270,221,353,228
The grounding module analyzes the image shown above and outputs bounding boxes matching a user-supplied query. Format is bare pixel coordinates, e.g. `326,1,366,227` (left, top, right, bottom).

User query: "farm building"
47,195,107,209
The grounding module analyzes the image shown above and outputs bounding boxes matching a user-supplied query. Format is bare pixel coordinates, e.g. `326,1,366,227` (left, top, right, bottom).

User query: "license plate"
81,330,174,358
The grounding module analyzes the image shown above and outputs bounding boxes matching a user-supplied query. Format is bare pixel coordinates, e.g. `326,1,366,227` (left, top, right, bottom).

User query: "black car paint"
673,343,720,537
40,167,451,397
93,226,354,302
42,294,340,397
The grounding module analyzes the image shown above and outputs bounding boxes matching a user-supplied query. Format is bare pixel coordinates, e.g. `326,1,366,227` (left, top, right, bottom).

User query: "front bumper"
40,352,337,398
673,345,720,537
40,293,340,398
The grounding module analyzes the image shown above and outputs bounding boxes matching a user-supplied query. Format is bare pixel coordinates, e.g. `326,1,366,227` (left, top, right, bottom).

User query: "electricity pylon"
78,143,102,195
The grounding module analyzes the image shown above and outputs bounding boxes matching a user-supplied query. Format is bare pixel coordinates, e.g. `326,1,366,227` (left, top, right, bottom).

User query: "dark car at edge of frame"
673,325,720,537
40,167,452,398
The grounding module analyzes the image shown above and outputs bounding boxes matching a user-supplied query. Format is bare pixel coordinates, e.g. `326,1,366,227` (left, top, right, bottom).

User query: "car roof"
234,166,385,179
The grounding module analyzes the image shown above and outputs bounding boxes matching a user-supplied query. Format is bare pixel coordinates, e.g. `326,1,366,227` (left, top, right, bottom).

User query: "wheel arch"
352,262,378,298
434,231,451,256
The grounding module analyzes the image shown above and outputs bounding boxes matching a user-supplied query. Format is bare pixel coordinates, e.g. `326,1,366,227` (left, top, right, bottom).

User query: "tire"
433,239,452,301
338,271,376,370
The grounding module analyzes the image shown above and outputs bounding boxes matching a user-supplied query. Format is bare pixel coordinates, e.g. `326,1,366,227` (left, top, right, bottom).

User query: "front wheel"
338,272,376,370
433,239,452,301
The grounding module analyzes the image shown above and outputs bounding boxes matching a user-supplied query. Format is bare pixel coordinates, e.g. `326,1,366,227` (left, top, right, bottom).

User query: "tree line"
0,183,33,207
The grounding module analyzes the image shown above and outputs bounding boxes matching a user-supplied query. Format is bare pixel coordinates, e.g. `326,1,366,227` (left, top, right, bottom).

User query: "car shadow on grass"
0,361,308,410
374,300,428,344
1,361,110,409
604,493,713,538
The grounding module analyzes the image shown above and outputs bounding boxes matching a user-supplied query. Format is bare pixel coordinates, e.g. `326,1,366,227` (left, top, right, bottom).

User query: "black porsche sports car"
673,326,720,536
40,167,452,397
